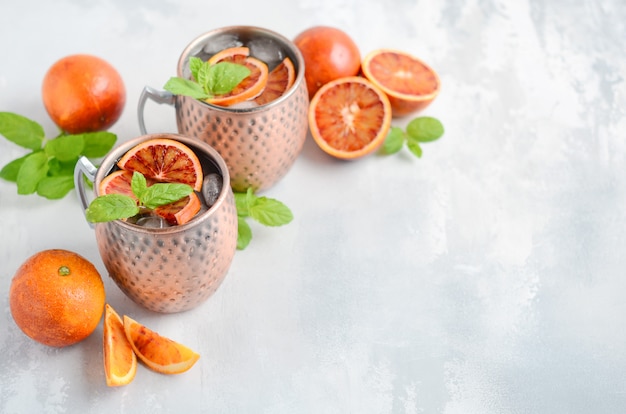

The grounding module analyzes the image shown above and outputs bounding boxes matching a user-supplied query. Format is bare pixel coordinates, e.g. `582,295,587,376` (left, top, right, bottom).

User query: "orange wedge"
103,304,137,386
308,76,392,160
123,315,200,375
206,46,269,106
361,49,440,117
154,192,202,226
117,138,203,192
254,56,296,105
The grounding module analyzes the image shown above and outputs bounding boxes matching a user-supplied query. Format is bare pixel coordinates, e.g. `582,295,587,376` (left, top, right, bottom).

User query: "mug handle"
137,86,175,134
74,156,98,229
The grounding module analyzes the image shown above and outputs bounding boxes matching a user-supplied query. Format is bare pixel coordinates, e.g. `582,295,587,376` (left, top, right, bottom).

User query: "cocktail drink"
75,133,238,313
138,26,309,192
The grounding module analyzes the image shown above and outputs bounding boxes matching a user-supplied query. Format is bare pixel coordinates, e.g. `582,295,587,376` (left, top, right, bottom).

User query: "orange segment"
116,138,203,191
123,315,200,375
154,192,201,226
361,49,440,117
308,76,392,160
103,304,137,386
254,57,296,105
206,46,269,106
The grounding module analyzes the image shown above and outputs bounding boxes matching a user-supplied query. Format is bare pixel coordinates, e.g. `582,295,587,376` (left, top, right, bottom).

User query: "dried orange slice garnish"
206,46,269,106
361,49,440,117
103,304,137,386
123,315,200,375
254,56,296,105
308,76,392,160
116,138,203,192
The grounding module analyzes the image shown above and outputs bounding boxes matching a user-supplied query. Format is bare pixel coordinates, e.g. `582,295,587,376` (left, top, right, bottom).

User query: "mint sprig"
383,116,444,158
234,188,293,250
86,171,193,223
0,112,116,199
163,57,251,100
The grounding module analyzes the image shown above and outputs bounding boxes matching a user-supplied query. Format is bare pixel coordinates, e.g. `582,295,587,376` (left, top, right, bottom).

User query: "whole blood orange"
9,249,106,347
361,49,440,117
293,26,361,99
42,54,126,134
308,76,392,160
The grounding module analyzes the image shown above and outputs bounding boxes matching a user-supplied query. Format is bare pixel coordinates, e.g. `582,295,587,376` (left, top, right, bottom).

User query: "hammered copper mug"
137,26,309,193
74,133,238,313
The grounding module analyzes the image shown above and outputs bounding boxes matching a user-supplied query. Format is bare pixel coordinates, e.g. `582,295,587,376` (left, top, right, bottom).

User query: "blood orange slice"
206,46,269,106
154,192,202,226
98,170,137,199
308,76,392,160
361,49,440,117
254,56,296,105
103,304,137,386
123,315,200,375
116,138,203,192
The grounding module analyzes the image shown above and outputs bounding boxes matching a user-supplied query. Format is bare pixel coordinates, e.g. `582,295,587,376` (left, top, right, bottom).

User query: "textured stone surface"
1,0,625,412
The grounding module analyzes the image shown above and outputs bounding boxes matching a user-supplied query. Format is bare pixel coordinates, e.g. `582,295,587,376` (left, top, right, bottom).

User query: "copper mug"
137,25,309,193
74,133,238,313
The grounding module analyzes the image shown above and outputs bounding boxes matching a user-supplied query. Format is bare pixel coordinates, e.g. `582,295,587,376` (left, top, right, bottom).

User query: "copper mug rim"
76,133,231,234
175,25,306,112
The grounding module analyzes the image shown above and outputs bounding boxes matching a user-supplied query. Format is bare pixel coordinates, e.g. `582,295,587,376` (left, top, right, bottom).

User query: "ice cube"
247,37,284,69
201,34,243,57
202,173,223,207
134,215,170,229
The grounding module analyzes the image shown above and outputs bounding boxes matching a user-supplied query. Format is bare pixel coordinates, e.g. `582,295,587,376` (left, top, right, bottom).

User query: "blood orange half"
361,49,440,117
116,138,203,192
308,76,392,160
254,57,296,105
206,46,269,106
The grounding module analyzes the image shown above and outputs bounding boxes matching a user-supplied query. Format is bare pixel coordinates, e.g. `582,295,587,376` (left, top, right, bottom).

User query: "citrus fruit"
116,138,203,192
154,192,202,226
361,49,440,117
254,56,296,105
42,54,126,134
103,304,137,386
206,46,269,106
308,76,392,160
123,315,200,374
293,26,361,99
99,168,201,226
9,249,105,347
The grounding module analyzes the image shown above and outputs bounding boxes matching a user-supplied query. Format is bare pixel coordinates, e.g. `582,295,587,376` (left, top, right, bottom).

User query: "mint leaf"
164,77,210,100
406,138,423,158
0,153,30,182
0,112,44,150
189,56,204,81
407,116,444,143
16,151,49,194
37,175,75,199
207,62,251,96
47,158,76,177
80,131,116,157
234,191,250,217
249,197,293,226
130,171,148,200
383,127,405,154
140,182,193,210
237,217,252,250
45,134,85,162
86,194,139,223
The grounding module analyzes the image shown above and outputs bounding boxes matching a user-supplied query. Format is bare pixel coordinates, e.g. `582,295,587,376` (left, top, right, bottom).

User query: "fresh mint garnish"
383,116,444,158
0,111,116,199
85,171,193,223
234,187,293,250
163,57,251,100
